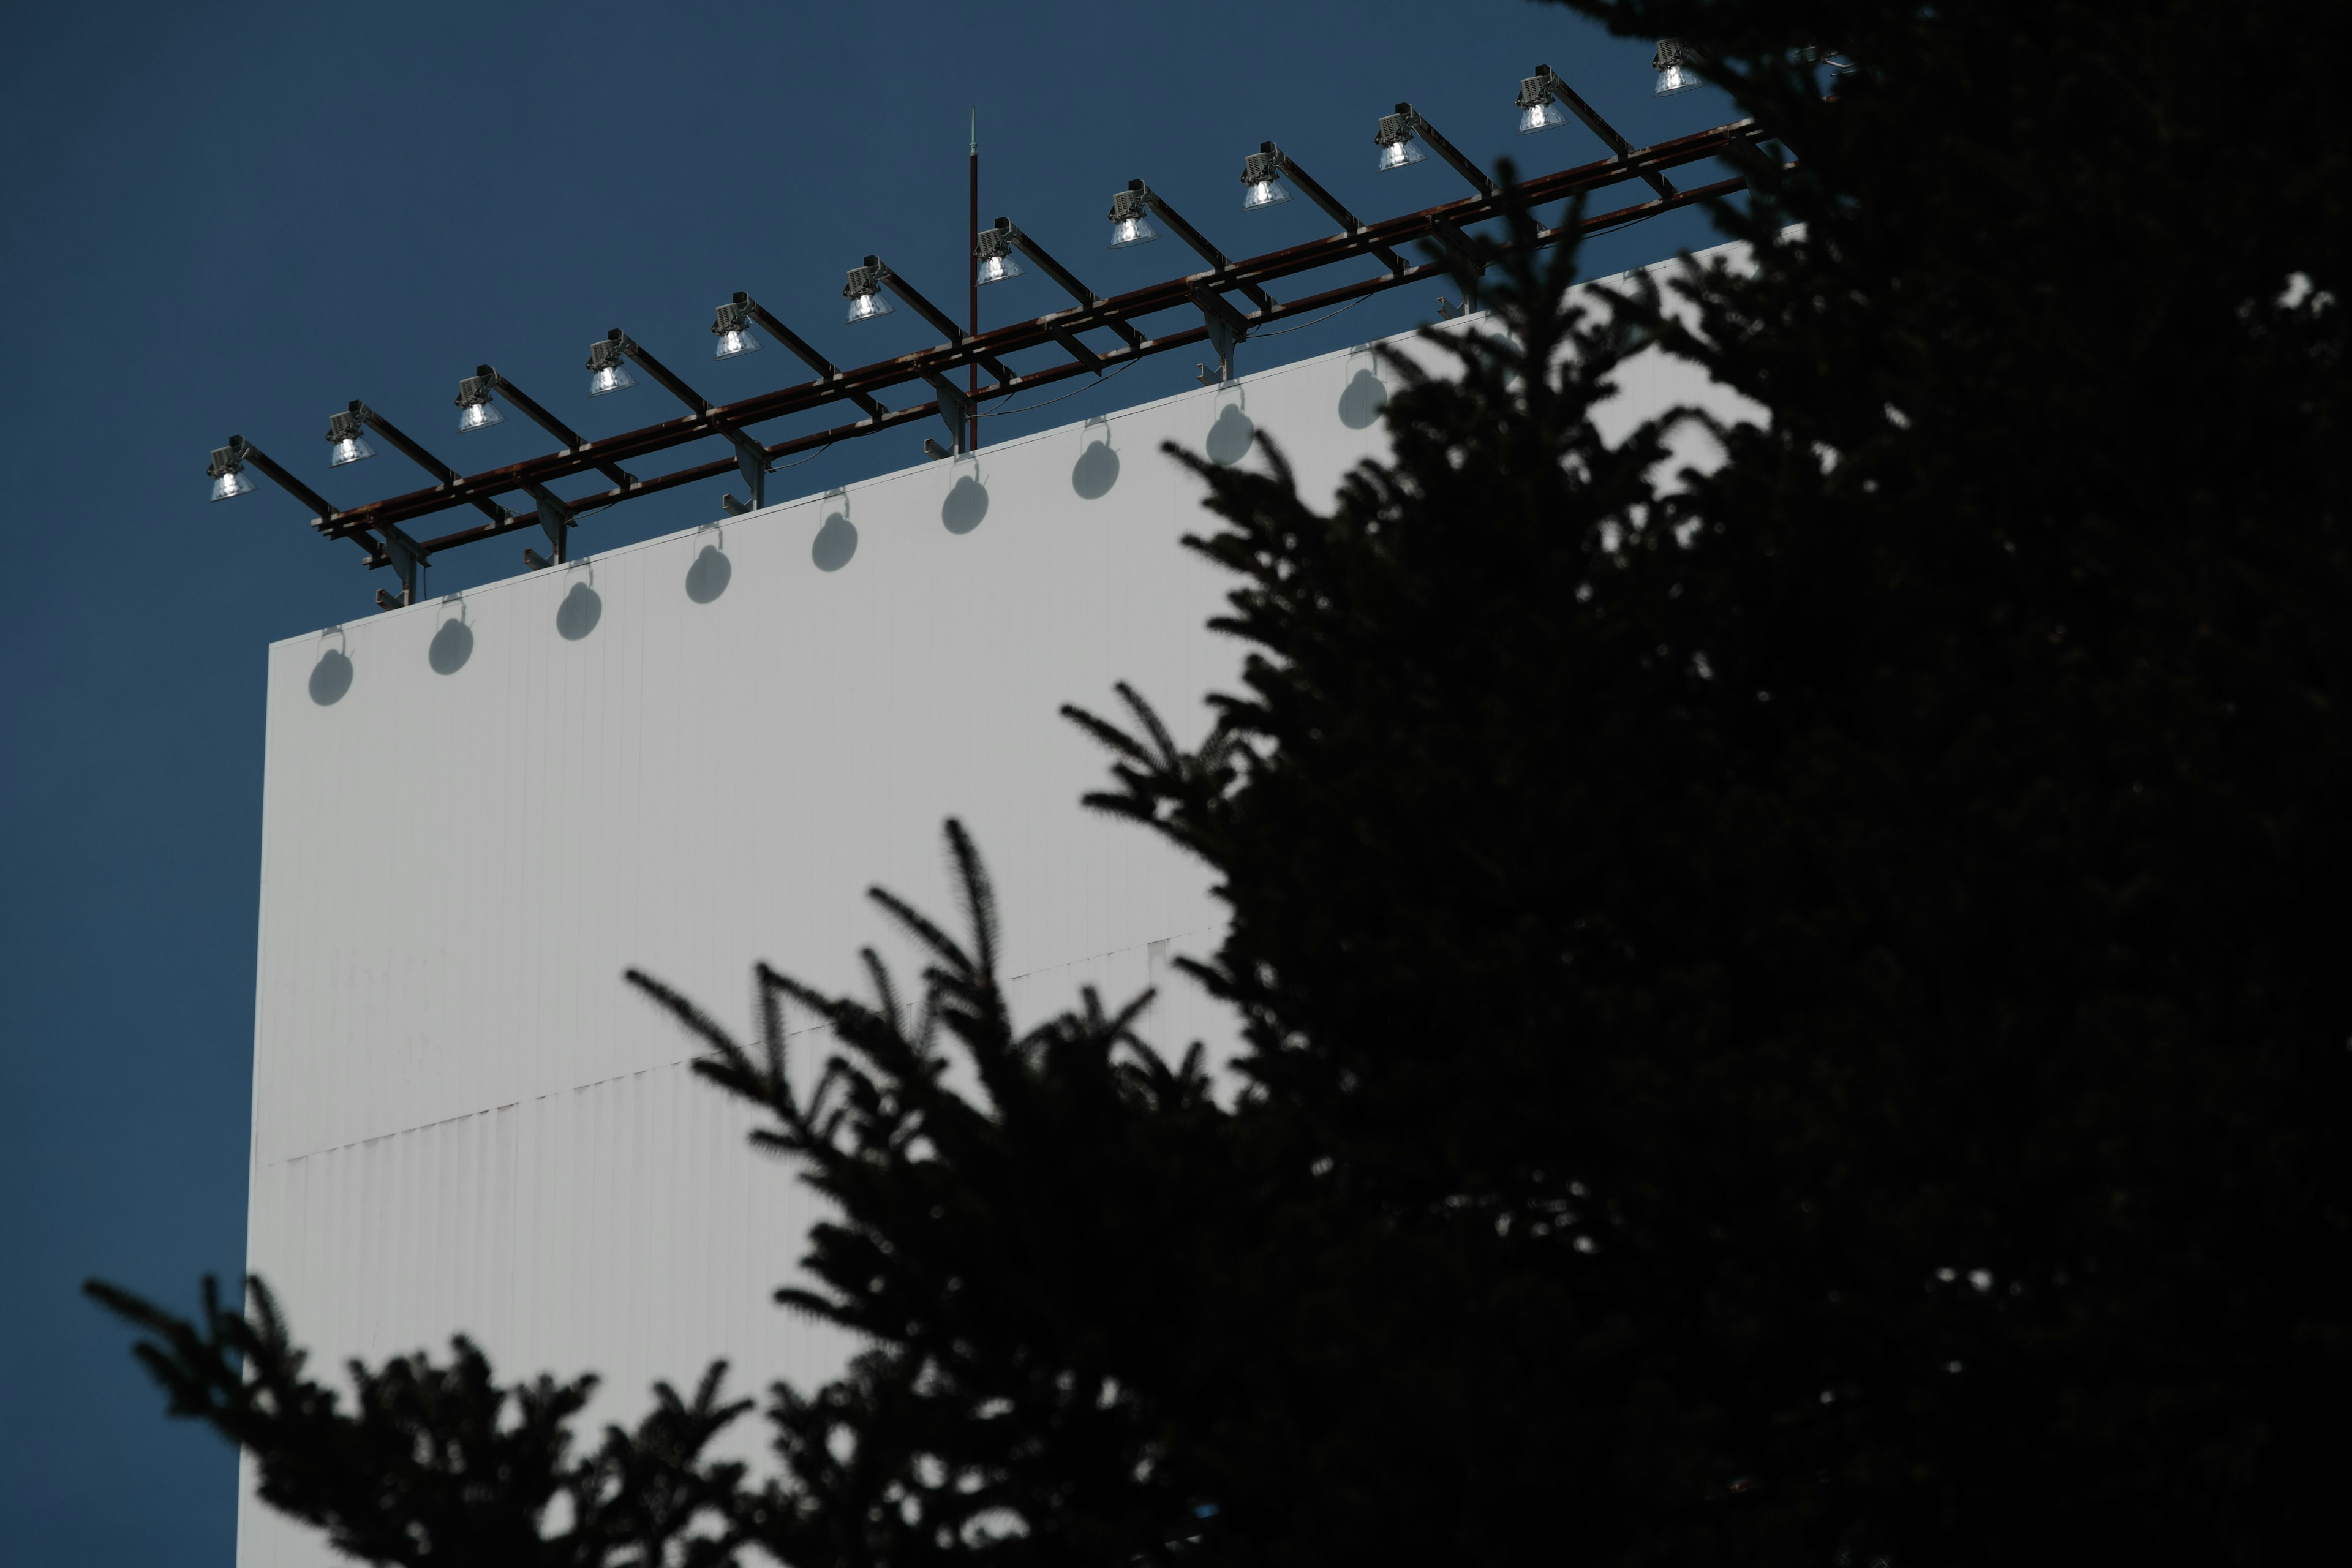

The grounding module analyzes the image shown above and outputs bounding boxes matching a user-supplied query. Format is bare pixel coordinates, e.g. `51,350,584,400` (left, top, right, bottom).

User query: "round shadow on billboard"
942,475,989,535
428,619,475,674
308,649,353,706
686,545,732,604
1072,440,1120,500
1207,404,1255,466
812,511,858,572
1338,368,1387,430
557,582,603,641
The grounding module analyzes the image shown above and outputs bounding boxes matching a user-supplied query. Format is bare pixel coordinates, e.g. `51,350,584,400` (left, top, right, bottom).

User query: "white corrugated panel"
238,252,1762,1566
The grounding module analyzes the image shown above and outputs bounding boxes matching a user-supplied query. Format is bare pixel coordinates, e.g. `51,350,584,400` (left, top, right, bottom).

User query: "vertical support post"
522,483,573,565
968,109,980,452
379,523,429,606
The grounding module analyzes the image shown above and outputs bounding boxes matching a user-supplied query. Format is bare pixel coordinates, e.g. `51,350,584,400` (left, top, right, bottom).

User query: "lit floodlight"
843,257,895,322
325,408,376,467
586,332,638,395
206,438,256,501
454,371,506,431
974,221,1025,286
1242,176,1291,210
1516,70,1570,134
710,298,764,360
1106,186,1159,248
1374,104,1428,171
1240,146,1292,211
1654,39,1700,95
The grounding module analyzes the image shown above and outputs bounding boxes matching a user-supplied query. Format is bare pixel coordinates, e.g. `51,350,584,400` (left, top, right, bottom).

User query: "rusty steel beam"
410,172,1754,558
309,119,1766,565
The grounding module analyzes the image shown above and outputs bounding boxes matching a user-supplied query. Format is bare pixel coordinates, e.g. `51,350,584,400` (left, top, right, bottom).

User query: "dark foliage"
624,821,1235,1566
93,2,2348,1564
82,1276,748,1567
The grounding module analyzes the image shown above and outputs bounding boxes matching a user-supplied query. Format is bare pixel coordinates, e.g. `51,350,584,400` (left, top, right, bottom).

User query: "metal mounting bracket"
720,428,770,510
922,373,974,453
1189,284,1250,382
375,521,430,606
1428,215,1486,284
521,483,574,564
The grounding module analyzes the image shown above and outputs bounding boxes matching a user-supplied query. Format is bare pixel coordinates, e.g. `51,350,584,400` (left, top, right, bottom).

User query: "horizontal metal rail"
303,118,1767,573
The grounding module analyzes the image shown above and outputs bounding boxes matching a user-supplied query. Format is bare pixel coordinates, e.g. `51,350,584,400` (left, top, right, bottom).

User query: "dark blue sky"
0,3,1737,1561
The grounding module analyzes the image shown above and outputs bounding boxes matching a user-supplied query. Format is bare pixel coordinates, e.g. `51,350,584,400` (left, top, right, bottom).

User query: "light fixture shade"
976,251,1025,285
209,467,256,502
1654,39,1700,95
1242,176,1292,211
458,398,505,432
1107,187,1160,249
328,433,377,466
843,260,895,322
586,334,636,396
714,326,764,359
455,372,505,432
712,298,764,360
1109,214,1159,247
1518,98,1568,134
1375,106,1427,172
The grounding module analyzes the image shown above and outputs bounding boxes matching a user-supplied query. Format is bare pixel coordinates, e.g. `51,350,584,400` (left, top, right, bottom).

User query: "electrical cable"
1247,293,1371,338
978,357,1138,419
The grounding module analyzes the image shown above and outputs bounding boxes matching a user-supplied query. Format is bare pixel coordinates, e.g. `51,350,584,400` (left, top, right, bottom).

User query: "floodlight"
710,298,764,360
1107,187,1159,247
586,331,637,395
454,372,506,432
1516,72,1569,134
974,221,1026,285
207,438,256,502
1653,39,1700,95
1374,104,1428,171
326,408,377,467
843,258,895,322
1240,145,1292,211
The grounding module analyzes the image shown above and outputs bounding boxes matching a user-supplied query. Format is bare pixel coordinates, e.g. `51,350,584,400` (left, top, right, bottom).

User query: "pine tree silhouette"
92,3,2348,1562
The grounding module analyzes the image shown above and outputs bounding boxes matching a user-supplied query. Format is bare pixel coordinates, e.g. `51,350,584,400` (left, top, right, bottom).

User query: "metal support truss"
267,116,1769,579
1521,64,1675,200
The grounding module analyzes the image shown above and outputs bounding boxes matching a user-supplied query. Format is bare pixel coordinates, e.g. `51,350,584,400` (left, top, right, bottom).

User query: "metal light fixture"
1516,72,1570,134
1374,104,1428,171
974,221,1026,285
843,257,895,322
1507,63,1677,199
325,407,377,467
1240,144,1293,211
710,299,764,360
586,331,638,395
207,437,257,501
1654,39,1700,95
454,372,506,432
1107,186,1159,247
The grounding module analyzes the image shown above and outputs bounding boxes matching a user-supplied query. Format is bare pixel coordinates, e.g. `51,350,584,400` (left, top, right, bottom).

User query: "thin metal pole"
968,108,979,451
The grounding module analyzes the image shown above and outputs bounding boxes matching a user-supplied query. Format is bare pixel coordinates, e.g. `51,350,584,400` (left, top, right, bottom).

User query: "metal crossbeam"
286,117,1766,574
1254,145,1407,275
1526,64,1675,200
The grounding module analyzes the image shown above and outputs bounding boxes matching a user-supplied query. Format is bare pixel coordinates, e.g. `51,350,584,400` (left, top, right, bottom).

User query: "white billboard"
237,249,1749,1565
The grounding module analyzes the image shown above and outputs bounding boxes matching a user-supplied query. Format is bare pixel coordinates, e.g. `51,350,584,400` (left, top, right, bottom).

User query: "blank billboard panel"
238,249,1754,1566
